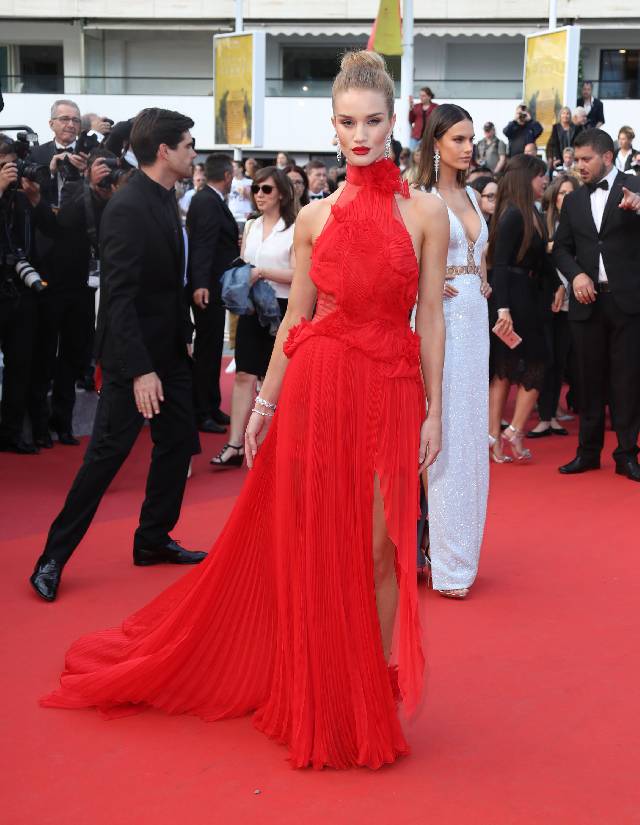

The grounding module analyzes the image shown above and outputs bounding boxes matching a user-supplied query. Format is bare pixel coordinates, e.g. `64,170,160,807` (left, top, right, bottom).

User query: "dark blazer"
576,96,605,128
503,119,544,156
553,171,640,319
95,171,192,379
547,123,583,163
186,186,239,292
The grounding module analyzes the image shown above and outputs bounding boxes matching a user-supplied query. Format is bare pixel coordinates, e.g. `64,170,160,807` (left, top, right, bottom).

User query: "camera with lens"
517,107,529,123
5,249,47,292
97,156,126,189
14,158,48,187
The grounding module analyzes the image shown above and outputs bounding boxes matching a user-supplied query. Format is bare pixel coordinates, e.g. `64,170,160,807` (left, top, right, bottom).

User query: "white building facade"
2,1,640,157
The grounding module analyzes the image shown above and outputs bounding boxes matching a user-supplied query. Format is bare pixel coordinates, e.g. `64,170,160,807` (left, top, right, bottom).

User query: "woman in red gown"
41,51,449,770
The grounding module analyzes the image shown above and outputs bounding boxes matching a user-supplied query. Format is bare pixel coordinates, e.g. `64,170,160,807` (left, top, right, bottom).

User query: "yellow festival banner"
523,27,581,149
214,32,265,146
367,0,403,56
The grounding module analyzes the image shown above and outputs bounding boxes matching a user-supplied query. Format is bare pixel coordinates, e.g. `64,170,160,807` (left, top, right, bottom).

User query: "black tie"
309,193,324,200
588,179,609,194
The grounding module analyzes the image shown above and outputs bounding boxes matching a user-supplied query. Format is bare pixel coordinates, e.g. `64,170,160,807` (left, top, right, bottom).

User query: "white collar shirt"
590,166,619,283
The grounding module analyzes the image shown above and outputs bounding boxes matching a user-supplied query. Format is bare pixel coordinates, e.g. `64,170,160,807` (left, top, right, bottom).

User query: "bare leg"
372,474,398,662
217,371,255,461
511,386,539,432
489,376,510,458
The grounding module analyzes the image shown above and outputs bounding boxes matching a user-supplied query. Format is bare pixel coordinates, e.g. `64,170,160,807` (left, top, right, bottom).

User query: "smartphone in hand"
492,323,522,349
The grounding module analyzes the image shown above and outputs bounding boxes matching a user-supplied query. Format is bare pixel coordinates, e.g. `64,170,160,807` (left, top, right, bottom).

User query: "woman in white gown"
416,104,490,598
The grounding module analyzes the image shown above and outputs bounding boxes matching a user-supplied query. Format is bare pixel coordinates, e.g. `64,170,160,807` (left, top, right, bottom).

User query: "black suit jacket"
553,172,640,319
548,123,582,162
186,186,239,292
29,140,66,207
95,171,192,379
576,96,605,128
614,147,635,172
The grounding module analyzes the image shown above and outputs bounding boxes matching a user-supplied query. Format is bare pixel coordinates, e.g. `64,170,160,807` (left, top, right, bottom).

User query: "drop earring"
384,134,392,159
336,134,342,163
434,149,441,183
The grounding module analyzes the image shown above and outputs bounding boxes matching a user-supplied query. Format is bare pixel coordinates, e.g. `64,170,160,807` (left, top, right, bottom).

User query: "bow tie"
308,193,324,200
588,179,609,193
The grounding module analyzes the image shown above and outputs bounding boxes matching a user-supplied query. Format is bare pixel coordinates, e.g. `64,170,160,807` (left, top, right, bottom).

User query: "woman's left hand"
443,282,459,299
419,415,441,473
480,279,492,299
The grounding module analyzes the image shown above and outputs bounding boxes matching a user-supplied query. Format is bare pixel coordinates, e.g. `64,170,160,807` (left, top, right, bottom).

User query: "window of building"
18,45,64,93
280,45,400,93
599,49,640,99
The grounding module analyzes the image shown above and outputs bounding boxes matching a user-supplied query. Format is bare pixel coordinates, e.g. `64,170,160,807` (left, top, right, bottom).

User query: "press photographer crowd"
1,83,639,494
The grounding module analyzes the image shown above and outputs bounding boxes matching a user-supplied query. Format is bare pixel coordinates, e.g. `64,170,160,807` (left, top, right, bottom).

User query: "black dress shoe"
57,431,80,446
34,432,54,449
550,425,569,436
30,554,63,601
133,539,207,567
559,456,600,475
198,416,227,434
211,409,231,426
615,458,640,482
527,426,552,439
0,437,40,454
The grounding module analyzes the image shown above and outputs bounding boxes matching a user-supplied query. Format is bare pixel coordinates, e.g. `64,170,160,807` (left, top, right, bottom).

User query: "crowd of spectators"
0,81,636,469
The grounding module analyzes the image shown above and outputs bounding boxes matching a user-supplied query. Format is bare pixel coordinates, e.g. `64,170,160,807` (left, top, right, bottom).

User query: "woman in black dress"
488,154,563,461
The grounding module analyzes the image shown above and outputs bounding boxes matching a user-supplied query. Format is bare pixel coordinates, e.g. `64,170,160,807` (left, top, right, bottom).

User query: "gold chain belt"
445,264,482,279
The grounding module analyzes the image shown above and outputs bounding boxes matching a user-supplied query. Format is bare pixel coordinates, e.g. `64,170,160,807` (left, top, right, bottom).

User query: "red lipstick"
352,147,370,156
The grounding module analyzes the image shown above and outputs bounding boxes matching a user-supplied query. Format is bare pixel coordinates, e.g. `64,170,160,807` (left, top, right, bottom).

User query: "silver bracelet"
251,408,274,417
255,396,277,410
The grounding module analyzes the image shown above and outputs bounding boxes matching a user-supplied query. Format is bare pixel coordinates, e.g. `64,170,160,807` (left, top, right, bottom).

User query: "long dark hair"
251,166,296,229
283,163,309,208
488,154,547,265
543,173,580,239
415,103,473,191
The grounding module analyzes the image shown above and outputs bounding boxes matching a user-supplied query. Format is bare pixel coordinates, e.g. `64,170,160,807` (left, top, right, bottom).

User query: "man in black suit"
28,99,94,447
553,129,640,481
576,81,605,129
187,153,238,433
30,108,206,602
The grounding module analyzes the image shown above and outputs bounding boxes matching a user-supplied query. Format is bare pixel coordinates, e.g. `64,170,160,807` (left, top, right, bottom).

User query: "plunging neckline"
435,187,483,247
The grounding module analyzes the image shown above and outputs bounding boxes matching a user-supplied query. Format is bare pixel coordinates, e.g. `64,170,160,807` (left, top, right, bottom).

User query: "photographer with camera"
55,147,129,391
26,102,112,448
0,134,56,454
504,105,543,158
29,100,88,207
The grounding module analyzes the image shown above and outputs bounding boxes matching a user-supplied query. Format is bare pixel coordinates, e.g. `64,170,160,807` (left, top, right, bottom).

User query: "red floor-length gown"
41,158,427,770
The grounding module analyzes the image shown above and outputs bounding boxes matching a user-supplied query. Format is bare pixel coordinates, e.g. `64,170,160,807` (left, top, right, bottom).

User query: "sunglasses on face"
251,184,274,195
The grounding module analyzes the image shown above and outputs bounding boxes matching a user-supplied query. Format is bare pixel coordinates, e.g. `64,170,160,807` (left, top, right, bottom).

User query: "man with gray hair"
28,99,93,449
29,99,87,207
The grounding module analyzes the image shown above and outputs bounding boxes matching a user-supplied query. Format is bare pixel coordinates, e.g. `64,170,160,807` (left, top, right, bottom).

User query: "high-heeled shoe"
210,443,244,468
490,436,513,463
438,588,470,599
501,424,532,462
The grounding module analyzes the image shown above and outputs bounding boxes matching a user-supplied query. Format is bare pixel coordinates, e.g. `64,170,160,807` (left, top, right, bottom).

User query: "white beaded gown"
427,187,489,590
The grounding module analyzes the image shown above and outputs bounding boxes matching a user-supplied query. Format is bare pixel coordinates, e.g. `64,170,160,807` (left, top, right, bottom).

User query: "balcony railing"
2,73,523,99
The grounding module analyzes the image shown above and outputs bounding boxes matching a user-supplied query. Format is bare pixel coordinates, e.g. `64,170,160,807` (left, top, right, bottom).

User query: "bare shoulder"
409,188,449,222
297,198,334,243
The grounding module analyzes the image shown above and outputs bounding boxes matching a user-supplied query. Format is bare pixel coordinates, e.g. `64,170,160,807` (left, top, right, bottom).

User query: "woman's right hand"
494,309,513,336
249,267,261,286
245,411,273,468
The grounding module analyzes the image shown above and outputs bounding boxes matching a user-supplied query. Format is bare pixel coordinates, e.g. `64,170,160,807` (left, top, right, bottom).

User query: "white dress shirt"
590,166,619,283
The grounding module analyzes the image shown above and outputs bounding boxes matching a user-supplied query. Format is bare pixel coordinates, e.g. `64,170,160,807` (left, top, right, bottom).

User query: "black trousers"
29,287,95,436
191,283,226,420
570,293,640,463
43,358,196,566
538,311,572,422
0,290,36,443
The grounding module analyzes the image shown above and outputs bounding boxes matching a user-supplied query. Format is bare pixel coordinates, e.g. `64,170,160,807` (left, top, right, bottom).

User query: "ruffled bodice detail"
284,159,420,376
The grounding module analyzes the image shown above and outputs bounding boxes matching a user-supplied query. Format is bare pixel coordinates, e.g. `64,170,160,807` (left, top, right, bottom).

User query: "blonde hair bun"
333,50,395,116
339,50,387,73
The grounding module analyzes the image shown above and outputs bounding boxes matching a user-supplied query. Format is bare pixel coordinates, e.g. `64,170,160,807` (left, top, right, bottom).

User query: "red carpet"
1,384,638,824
